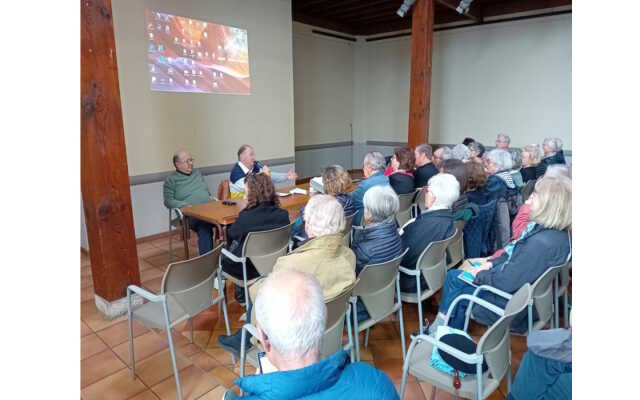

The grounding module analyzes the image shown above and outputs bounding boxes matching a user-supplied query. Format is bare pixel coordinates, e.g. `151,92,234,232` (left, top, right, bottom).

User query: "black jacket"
473,225,572,333
352,222,405,275
520,166,538,183
414,163,439,188
227,201,290,252
536,150,566,177
388,172,415,194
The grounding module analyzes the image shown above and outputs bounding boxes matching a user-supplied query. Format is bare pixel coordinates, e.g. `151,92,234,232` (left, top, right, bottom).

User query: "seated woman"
440,159,471,221
291,165,355,244
387,147,416,194
429,175,571,334
465,161,489,205
467,141,485,164
536,137,566,177
521,144,541,183
220,173,290,303
483,148,516,204
399,173,458,293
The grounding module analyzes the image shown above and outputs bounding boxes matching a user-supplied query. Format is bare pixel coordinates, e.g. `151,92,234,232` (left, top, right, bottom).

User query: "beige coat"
249,233,356,302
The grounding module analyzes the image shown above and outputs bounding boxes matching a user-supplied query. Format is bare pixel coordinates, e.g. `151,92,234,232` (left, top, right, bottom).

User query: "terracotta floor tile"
82,333,108,360
142,277,163,294
129,390,160,400
189,351,221,372
138,259,157,272
81,367,147,400
81,286,95,302
82,300,127,331
96,319,150,348
81,349,126,388
112,331,169,366
374,358,414,382
368,339,405,360
232,363,256,376
135,348,193,387
209,366,238,388
82,265,92,278
82,275,94,289
395,381,425,400
140,267,165,283
82,321,93,337
418,382,436,399
181,329,213,349
197,386,227,400
205,348,235,366
151,365,219,400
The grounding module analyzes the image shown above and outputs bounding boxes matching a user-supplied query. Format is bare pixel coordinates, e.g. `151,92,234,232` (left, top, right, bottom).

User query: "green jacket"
163,169,211,209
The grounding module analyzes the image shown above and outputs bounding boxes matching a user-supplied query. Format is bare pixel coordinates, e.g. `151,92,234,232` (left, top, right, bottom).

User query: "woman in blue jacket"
430,175,572,334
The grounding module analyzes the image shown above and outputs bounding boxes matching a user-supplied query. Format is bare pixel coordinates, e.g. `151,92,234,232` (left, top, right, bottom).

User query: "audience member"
468,141,485,163
509,148,524,188
230,144,297,197
433,146,453,170
440,159,471,221
414,144,439,188
350,151,390,226
291,165,355,243
429,176,571,334
507,328,572,400
163,149,214,255
544,163,571,179
483,148,516,203
224,269,399,399
462,137,475,146
536,138,566,177
466,161,489,204
218,194,356,357
495,133,511,150
387,147,416,194
399,173,458,293
521,144,541,183
451,143,472,162
220,173,290,304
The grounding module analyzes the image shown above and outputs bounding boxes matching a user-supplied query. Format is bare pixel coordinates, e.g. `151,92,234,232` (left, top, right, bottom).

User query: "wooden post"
81,0,141,315
408,0,435,149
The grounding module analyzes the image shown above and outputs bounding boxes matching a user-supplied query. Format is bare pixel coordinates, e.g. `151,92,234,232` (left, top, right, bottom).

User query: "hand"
286,169,298,181
262,165,271,175
469,261,493,276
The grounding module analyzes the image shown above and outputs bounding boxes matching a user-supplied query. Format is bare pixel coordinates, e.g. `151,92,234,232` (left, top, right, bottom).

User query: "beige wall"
112,0,295,176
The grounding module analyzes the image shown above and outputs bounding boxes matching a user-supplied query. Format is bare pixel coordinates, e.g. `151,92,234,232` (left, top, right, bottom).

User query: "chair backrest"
446,220,466,269
414,188,426,213
494,200,512,250
477,284,532,382
341,212,357,246
217,179,231,201
463,199,497,258
161,244,223,316
321,285,354,359
353,249,409,322
521,179,536,202
415,229,457,291
395,192,415,228
242,223,295,276
531,264,565,325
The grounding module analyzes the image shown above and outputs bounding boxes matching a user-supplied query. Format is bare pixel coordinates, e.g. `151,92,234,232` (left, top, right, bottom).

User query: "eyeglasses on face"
180,158,194,164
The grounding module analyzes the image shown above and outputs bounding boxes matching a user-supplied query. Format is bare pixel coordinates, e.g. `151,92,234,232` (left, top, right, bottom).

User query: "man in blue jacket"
349,151,390,226
223,269,399,400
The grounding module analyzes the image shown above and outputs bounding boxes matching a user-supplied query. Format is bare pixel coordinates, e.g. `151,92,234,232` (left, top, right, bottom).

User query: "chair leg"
398,306,406,362
553,275,560,329
564,291,569,328
507,359,512,393
346,304,355,363
189,318,194,344
128,314,135,378
430,385,436,400
528,303,533,335
416,274,424,334
167,328,183,400
352,301,361,362
364,327,370,348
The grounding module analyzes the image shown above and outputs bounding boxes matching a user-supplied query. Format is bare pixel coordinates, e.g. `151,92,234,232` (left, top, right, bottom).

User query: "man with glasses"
229,144,297,198
163,149,215,255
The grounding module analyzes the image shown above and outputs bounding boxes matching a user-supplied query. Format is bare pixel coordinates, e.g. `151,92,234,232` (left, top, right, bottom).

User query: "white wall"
353,14,572,149
112,0,295,176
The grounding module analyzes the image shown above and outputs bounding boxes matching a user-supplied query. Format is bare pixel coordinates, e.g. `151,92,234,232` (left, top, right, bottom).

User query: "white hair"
428,173,460,209
497,133,511,144
255,269,326,360
451,144,471,162
437,146,453,161
543,137,563,153
304,194,345,238
486,149,513,172
544,164,571,179
363,185,399,223
363,151,386,172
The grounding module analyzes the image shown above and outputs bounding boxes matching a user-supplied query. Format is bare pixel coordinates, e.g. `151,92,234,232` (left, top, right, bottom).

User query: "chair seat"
407,339,499,400
400,289,438,304
132,295,190,330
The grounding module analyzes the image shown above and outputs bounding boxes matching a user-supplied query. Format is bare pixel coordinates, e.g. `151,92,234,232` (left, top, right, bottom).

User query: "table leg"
182,215,190,260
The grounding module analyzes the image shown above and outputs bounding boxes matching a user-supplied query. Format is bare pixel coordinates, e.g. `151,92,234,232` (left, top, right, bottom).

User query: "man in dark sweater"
163,150,214,255
414,144,439,188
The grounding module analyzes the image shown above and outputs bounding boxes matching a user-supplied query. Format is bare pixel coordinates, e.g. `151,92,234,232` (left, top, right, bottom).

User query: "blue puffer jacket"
349,172,390,226
352,221,405,275
235,350,399,400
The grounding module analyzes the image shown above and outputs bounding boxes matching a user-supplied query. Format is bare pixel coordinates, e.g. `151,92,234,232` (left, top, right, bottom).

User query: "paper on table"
289,188,307,195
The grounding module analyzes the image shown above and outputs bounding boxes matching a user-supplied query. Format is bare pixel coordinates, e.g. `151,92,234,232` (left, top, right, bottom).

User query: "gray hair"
437,146,453,161
255,269,326,360
497,133,511,144
543,137,563,153
486,149,513,172
363,151,386,172
415,144,433,160
544,164,571,179
451,144,471,162
304,194,345,238
428,173,460,209
468,141,485,157
363,185,399,224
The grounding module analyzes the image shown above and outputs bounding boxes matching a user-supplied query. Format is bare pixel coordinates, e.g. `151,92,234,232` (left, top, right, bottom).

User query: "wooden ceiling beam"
354,18,412,36
434,0,483,23
292,10,357,35
322,0,393,18
483,0,571,18
337,6,400,22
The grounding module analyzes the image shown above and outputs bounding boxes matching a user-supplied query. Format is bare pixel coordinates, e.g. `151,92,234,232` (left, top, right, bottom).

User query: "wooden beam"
408,0,434,149
483,0,571,18
354,18,411,36
81,0,140,303
435,0,483,23
292,10,356,34
322,0,394,18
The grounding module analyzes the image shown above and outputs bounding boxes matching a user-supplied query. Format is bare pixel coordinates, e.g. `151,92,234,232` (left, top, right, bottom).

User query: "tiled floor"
80,234,540,400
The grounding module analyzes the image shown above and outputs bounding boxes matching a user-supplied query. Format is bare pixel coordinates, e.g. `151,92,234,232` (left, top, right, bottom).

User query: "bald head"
255,269,326,362
173,149,193,174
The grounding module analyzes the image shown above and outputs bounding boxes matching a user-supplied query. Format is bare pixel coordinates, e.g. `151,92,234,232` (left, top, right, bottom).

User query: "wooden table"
180,183,315,259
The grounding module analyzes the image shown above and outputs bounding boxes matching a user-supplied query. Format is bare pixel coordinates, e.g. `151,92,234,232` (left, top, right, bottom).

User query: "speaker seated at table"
229,144,297,198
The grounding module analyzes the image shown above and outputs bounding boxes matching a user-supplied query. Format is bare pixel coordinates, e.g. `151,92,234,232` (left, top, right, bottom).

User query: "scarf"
500,221,537,271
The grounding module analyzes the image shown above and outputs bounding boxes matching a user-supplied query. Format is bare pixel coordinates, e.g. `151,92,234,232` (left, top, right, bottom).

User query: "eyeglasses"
180,158,194,164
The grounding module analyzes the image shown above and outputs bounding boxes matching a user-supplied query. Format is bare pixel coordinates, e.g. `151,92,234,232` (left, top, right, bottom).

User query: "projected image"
146,10,250,94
